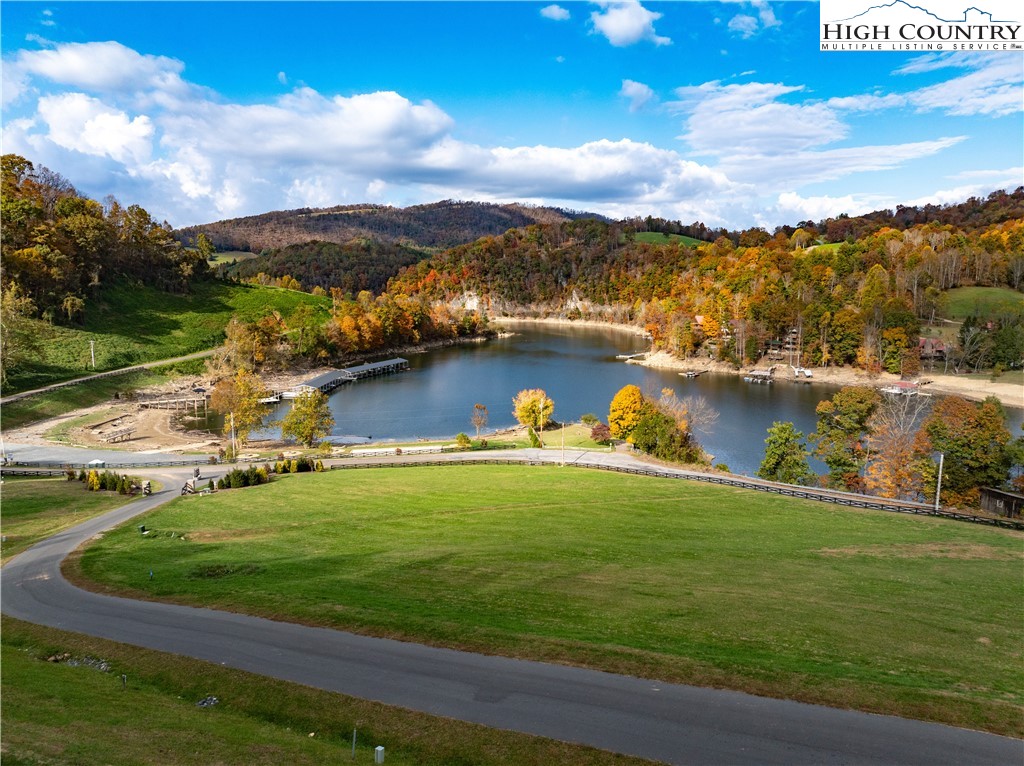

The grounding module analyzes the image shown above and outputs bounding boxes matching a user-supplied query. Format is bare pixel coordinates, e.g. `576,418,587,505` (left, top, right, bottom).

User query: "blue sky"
2,1,1022,229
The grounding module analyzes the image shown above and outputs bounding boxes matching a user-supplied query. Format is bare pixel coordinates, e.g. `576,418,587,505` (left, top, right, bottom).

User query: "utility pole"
934,452,944,511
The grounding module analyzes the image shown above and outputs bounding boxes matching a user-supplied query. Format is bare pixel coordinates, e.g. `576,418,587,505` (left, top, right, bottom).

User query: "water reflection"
255,322,1022,476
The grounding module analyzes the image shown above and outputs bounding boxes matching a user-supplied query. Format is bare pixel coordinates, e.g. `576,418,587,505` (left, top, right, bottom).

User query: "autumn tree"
758,421,815,485
608,384,644,440
280,389,335,448
914,396,1012,507
863,392,931,500
512,388,553,445
811,386,880,490
471,403,489,438
0,283,38,389
210,368,270,446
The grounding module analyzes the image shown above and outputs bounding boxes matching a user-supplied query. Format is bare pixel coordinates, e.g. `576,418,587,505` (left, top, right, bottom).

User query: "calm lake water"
256,322,889,476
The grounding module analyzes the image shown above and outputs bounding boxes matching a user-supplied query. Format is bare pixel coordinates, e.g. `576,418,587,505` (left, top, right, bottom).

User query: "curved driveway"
2,454,1021,765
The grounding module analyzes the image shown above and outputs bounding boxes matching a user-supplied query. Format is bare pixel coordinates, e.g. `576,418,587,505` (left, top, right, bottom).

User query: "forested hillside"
0,154,210,389
387,191,1024,375
176,200,603,253
224,239,430,295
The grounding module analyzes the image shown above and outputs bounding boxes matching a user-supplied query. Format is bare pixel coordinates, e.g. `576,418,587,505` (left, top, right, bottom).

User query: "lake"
260,322,879,476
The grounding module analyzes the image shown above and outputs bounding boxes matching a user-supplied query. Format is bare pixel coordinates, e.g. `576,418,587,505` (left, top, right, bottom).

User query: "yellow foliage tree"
608,384,644,440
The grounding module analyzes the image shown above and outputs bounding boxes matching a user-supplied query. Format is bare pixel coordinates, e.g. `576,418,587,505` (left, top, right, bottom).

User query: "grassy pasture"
633,232,706,247
75,465,1024,735
941,286,1023,321
5,280,330,394
1,619,644,766
0,477,140,561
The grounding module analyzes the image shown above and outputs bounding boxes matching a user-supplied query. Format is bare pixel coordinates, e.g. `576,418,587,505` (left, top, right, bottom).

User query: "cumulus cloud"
727,1,781,38
620,79,656,112
36,92,153,165
540,4,571,21
590,1,671,47
3,40,741,225
727,15,760,38
11,41,188,98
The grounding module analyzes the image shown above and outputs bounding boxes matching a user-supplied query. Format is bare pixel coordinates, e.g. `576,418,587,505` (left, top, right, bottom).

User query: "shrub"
580,413,600,426
714,462,730,472
314,460,324,472
590,423,612,444
528,428,541,448
456,432,472,449
290,459,299,474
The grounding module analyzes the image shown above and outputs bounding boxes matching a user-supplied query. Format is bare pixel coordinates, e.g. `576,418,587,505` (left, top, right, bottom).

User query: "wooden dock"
283,358,409,399
140,396,208,414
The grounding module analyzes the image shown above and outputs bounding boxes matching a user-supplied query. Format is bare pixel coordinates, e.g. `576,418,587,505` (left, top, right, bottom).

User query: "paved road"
0,348,216,405
2,457,1021,765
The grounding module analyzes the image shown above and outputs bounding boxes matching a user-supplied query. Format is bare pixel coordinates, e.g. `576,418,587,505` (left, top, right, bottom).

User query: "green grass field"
1,619,644,766
75,465,1024,736
1,477,141,561
633,232,706,247
5,280,330,394
941,286,1023,321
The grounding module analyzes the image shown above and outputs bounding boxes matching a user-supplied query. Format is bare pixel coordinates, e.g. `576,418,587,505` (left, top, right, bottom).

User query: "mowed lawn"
76,465,1024,735
2,477,140,561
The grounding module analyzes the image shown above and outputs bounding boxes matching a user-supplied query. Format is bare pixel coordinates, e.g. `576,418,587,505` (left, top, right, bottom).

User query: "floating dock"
282,358,409,399
743,369,775,384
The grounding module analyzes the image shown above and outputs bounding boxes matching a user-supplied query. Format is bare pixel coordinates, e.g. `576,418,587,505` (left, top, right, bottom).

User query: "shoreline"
638,349,1023,410
488,317,1020,410
490,316,650,337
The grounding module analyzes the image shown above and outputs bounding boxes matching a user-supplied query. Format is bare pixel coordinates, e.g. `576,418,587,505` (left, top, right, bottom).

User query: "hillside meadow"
74,464,1024,736
6,281,329,394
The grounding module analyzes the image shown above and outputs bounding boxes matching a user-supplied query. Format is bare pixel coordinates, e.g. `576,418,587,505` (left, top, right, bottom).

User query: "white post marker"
89,340,96,368
935,452,944,512
374,745,385,764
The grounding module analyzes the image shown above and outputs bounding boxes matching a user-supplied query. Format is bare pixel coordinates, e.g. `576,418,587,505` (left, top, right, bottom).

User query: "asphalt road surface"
2,460,1021,765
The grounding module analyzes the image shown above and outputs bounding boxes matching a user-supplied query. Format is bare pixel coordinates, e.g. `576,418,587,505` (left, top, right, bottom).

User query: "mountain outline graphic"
830,0,1017,24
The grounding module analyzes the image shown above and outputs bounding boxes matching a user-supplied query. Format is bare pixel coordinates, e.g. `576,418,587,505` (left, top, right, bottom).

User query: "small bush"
528,428,541,448
456,432,472,449
714,463,730,472
590,423,612,444
580,413,600,426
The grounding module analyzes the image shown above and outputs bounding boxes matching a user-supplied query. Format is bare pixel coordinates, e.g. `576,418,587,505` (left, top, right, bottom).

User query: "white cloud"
620,79,656,112
12,41,189,98
727,2,781,38
767,191,889,226
906,57,1023,117
36,92,153,165
277,71,288,86
590,1,671,47
727,15,760,37
672,81,844,155
540,4,571,21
